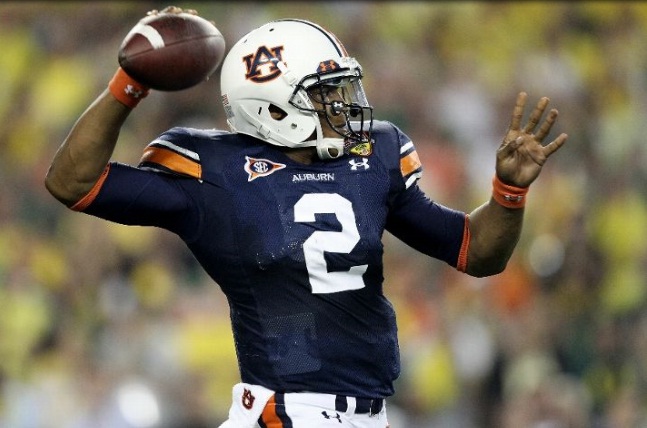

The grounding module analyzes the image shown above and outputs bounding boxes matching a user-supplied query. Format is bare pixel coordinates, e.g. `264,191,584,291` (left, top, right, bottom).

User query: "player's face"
307,84,350,137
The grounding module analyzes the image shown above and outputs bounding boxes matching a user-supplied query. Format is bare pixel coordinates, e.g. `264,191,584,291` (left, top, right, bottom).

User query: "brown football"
118,12,225,91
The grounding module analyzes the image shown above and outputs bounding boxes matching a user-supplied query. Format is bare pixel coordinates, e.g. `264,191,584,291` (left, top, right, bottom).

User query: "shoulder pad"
140,139,202,179
372,120,422,189
138,127,207,179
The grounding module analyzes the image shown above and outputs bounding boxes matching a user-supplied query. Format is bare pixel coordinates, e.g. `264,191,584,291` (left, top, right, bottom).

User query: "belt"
278,391,385,416
335,395,384,415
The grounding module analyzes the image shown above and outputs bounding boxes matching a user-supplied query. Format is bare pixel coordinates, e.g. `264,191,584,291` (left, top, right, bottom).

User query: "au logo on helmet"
243,46,285,83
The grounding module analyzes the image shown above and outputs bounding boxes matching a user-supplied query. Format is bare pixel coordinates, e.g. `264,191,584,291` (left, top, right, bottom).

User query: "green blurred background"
2,1,647,427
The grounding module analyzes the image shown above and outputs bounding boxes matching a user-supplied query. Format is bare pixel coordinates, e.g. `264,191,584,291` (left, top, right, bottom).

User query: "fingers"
150,6,196,15
534,108,558,141
509,92,528,131
542,132,568,158
160,6,182,13
523,96,550,134
509,92,562,143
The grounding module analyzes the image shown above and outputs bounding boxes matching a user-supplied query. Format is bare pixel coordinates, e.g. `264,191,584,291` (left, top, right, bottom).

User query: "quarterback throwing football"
45,6,567,428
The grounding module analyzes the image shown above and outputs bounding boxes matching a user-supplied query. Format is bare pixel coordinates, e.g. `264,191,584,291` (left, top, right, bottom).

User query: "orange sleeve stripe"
141,146,202,179
456,214,470,272
400,150,422,177
259,394,284,427
71,164,111,212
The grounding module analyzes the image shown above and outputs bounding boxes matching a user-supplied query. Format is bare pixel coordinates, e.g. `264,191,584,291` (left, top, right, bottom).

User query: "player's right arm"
45,6,196,207
45,87,135,207
45,6,187,207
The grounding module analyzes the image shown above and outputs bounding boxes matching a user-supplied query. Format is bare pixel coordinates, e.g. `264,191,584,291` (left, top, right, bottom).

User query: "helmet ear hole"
268,104,288,121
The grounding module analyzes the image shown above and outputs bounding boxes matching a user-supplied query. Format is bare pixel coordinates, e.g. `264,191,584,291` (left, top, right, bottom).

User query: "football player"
44,7,567,428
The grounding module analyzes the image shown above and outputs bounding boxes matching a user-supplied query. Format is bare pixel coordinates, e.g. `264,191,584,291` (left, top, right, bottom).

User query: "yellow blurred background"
2,1,647,427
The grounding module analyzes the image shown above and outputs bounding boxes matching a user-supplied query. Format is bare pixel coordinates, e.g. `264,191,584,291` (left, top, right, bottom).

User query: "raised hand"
495,92,568,188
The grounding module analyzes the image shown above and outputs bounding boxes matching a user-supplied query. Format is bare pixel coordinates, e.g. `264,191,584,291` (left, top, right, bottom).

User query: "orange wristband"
492,175,528,209
108,68,149,109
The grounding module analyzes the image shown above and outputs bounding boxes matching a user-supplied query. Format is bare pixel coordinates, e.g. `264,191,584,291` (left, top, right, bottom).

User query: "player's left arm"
465,92,567,277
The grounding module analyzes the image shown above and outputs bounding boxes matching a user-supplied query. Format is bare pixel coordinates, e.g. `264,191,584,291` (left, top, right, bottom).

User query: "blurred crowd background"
1,1,647,427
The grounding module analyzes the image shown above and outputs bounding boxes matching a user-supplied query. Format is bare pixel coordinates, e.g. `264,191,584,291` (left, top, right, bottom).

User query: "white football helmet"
220,19,373,160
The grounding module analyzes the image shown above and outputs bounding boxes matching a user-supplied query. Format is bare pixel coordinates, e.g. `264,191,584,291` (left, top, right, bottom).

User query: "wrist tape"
492,175,528,209
108,68,149,108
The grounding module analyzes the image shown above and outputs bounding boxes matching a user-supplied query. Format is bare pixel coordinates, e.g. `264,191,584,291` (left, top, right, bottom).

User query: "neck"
282,147,318,165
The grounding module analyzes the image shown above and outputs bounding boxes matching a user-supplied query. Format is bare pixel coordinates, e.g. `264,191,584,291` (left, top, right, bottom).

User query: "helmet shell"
220,19,364,150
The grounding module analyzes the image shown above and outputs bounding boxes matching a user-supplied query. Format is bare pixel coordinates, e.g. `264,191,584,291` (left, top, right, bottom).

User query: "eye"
321,86,336,96
307,85,334,101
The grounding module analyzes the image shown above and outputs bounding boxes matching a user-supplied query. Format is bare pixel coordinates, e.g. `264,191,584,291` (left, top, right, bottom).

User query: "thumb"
499,136,523,157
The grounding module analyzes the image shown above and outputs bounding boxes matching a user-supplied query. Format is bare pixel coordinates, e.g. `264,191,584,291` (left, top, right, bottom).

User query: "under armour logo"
317,59,341,73
322,411,342,423
349,158,370,171
124,85,145,99
503,194,524,203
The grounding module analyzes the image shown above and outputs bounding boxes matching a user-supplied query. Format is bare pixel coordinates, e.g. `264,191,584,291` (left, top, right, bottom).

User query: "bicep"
386,185,467,268
79,162,199,236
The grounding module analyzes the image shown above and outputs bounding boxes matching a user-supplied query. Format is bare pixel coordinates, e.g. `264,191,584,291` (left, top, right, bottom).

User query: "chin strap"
238,101,345,160
316,138,345,160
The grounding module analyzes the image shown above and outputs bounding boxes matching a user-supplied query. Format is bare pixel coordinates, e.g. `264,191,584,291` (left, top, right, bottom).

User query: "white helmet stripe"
276,19,347,56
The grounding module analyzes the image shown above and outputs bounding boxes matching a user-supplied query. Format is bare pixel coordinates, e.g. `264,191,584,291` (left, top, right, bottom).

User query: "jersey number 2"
294,193,368,294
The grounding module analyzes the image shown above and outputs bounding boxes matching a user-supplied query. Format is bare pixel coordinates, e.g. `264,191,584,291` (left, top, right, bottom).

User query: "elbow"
44,173,66,206
44,167,59,199
464,257,509,278
44,167,78,207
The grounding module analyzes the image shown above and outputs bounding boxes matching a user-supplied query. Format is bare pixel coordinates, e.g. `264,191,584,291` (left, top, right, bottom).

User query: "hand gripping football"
118,11,226,91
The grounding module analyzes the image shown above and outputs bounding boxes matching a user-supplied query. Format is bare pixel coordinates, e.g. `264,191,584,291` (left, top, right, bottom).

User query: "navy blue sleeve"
385,183,467,268
81,162,200,239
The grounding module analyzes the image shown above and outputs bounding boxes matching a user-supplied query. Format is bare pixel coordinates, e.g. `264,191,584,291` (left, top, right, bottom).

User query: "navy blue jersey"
76,120,468,398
